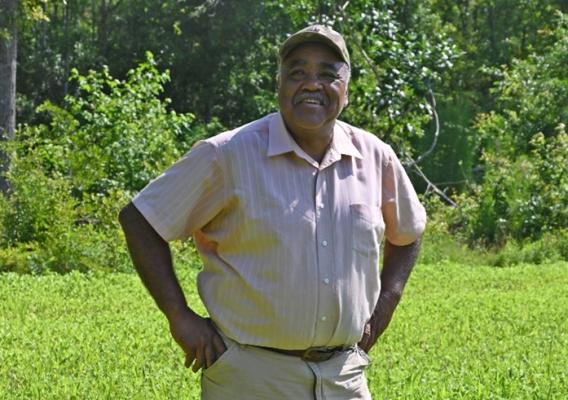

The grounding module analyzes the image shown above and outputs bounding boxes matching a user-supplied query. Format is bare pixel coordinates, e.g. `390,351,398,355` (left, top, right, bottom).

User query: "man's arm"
118,202,225,372
358,238,422,352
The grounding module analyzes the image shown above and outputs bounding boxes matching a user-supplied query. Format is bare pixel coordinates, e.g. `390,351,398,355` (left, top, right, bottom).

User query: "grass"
1,261,567,399
368,262,568,399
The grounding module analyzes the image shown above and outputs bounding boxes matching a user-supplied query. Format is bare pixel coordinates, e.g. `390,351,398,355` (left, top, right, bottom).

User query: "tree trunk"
0,0,18,194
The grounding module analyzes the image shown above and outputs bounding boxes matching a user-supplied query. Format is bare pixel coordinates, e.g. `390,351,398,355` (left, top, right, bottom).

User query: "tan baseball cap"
279,24,350,68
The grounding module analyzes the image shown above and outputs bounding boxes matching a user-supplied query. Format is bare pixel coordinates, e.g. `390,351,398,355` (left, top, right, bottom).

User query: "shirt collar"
331,121,363,160
267,113,295,157
267,113,363,161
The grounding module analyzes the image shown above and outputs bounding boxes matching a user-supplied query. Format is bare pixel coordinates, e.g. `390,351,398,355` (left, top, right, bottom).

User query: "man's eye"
289,70,305,79
321,72,339,80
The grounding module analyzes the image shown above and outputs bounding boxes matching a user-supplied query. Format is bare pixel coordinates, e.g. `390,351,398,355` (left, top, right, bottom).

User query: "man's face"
278,42,349,136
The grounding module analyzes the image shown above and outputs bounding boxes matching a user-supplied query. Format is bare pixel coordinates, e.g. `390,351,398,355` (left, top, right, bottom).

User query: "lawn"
1,261,567,399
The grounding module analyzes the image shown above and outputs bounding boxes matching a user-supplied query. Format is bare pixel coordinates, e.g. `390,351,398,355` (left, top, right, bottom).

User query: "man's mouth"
294,92,325,106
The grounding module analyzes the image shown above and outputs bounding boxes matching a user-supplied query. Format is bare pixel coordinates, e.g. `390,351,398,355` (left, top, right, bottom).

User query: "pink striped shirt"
133,112,426,349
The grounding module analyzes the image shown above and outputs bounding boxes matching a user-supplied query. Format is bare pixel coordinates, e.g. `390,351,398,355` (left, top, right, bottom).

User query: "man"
119,25,426,399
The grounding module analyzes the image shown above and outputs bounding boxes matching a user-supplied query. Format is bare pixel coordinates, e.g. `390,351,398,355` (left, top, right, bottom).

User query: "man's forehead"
283,58,347,71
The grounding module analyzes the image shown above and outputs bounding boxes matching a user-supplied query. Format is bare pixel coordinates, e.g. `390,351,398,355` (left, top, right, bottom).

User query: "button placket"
313,168,336,342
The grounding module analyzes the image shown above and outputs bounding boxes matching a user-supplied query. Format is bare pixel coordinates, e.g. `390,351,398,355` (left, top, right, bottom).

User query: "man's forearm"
119,202,226,372
119,202,190,320
380,238,421,299
359,238,422,351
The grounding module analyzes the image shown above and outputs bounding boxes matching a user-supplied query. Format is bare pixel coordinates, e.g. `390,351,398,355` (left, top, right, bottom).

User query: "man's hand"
169,310,227,373
357,291,399,352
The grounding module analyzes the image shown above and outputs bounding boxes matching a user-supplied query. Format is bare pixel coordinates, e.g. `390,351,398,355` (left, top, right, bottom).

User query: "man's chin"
288,113,331,132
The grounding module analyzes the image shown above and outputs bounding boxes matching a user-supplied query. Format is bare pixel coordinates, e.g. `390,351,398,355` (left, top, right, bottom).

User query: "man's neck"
286,121,335,164
295,135,332,163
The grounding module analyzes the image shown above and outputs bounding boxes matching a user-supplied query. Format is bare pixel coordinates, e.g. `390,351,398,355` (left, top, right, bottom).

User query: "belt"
258,345,353,362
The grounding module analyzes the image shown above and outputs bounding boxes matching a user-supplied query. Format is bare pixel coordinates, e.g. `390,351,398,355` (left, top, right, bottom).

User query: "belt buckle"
301,347,335,362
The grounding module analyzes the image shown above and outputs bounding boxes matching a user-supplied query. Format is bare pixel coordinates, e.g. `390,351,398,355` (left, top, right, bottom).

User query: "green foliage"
421,197,568,266
0,55,203,273
491,229,568,267
415,1,567,195
465,131,568,243
35,52,195,194
418,203,487,266
481,17,568,155
451,15,568,245
17,0,288,126
17,0,461,158
2,262,567,398
412,93,478,193
0,152,131,274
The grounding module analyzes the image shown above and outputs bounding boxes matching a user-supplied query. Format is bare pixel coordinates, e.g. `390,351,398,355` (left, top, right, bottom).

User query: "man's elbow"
118,202,139,231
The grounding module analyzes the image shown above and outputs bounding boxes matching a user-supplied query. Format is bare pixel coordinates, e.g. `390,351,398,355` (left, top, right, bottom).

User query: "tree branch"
411,87,439,166
408,161,457,207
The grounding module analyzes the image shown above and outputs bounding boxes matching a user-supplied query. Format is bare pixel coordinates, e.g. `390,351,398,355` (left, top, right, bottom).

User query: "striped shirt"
133,112,426,349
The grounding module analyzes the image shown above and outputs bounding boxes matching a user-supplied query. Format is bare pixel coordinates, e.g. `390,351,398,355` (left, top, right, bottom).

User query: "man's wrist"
164,303,195,323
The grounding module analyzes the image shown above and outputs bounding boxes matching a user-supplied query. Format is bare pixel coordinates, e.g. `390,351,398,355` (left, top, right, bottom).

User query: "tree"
0,0,48,193
0,0,18,193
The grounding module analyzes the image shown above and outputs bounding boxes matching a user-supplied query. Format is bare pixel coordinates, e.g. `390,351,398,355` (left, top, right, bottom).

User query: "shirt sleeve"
381,146,427,245
132,141,227,242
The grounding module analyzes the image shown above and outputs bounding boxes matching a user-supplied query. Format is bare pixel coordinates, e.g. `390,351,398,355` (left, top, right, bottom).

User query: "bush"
0,153,132,274
491,230,568,267
419,197,568,266
451,129,568,246
0,54,209,274
443,14,568,246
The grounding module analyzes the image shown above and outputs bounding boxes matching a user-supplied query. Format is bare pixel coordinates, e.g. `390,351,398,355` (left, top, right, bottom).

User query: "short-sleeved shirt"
133,112,426,349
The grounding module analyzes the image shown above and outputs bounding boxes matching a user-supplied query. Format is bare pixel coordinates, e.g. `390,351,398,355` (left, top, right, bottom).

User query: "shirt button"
323,278,330,285
321,240,328,247
321,316,327,321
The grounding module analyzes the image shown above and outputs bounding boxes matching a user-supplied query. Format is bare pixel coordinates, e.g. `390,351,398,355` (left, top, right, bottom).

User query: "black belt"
258,345,353,362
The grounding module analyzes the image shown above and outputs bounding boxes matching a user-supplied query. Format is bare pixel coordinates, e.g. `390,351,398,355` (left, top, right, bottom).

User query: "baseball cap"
279,24,350,69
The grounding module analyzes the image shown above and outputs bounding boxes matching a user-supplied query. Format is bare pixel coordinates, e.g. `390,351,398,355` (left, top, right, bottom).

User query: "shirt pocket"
350,203,384,255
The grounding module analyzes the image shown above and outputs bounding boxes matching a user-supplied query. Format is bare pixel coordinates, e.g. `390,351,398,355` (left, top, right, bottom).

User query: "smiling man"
119,25,426,399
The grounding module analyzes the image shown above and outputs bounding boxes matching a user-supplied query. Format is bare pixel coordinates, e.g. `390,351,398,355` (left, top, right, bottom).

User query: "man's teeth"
295,93,324,105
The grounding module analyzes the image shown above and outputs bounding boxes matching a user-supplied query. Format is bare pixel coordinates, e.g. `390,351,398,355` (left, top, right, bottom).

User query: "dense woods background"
0,0,567,273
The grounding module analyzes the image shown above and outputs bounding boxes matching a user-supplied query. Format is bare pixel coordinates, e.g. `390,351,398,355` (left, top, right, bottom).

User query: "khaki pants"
201,333,372,400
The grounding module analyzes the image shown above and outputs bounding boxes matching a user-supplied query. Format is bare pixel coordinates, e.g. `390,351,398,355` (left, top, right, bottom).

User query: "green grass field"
1,262,567,399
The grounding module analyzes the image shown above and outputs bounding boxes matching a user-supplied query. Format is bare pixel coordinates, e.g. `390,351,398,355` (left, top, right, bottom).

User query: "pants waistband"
255,345,353,362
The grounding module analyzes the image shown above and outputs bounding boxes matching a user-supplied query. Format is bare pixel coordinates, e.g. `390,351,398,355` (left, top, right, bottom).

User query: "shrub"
452,129,568,246
0,54,209,274
419,196,568,266
446,14,568,246
489,229,568,267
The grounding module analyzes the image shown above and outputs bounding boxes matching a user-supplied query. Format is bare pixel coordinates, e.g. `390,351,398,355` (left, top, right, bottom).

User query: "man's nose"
302,74,324,90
